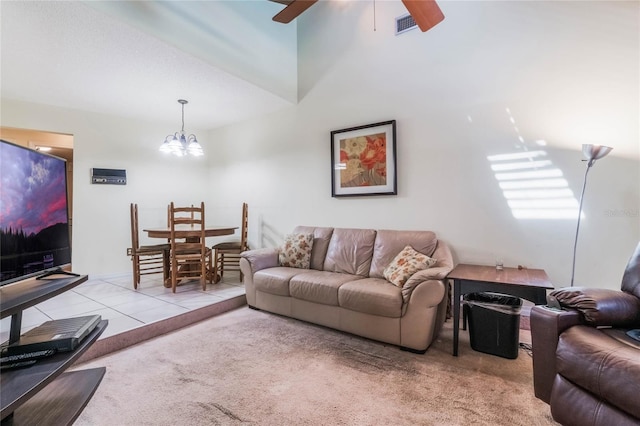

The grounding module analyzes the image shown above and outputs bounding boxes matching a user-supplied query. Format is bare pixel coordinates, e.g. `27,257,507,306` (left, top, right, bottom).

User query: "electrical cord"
519,342,533,357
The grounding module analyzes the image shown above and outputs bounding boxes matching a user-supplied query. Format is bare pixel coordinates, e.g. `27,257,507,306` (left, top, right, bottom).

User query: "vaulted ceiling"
1,1,299,130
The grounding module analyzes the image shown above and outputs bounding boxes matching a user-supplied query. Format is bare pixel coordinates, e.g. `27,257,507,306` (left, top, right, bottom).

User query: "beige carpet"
74,307,556,426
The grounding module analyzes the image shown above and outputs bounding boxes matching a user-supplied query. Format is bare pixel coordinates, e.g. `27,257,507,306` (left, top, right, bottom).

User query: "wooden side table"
447,264,554,356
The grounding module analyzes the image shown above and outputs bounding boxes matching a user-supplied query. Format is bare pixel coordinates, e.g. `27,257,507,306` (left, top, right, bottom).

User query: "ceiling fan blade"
272,0,318,23
401,0,445,32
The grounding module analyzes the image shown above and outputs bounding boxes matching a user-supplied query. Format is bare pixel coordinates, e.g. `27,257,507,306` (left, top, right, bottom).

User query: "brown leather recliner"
530,242,640,426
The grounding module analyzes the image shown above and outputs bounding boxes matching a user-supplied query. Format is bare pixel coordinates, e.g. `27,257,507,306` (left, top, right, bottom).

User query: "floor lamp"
570,144,613,287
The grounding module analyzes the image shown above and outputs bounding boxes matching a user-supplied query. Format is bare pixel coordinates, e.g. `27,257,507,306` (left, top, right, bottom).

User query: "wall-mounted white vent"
395,13,417,35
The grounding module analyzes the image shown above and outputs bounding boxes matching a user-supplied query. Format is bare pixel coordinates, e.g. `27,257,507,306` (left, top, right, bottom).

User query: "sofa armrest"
401,240,454,303
530,306,583,404
402,267,451,304
240,248,279,273
412,265,451,281
406,279,447,307
551,287,640,327
430,240,454,273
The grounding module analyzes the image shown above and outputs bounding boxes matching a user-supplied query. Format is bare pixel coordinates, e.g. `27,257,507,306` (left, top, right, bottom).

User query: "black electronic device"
90,167,126,185
0,348,56,362
2,315,101,356
0,140,72,286
0,360,37,371
545,294,563,310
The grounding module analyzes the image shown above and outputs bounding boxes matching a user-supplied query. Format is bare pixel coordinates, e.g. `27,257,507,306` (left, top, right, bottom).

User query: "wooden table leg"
453,279,460,356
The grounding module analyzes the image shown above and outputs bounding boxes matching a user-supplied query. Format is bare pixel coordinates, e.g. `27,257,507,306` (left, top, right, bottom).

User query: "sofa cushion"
383,245,437,287
556,325,640,419
323,228,377,276
289,271,362,306
369,230,438,279
338,278,403,318
254,267,303,297
293,226,334,271
279,233,314,269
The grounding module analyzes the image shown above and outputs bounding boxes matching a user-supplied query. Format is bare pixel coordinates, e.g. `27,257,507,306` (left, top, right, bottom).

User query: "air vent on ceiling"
395,13,417,35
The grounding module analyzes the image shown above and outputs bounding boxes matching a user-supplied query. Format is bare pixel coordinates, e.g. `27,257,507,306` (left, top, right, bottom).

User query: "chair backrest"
240,202,249,251
130,203,140,251
169,202,206,251
622,241,640,298
166,204,172,243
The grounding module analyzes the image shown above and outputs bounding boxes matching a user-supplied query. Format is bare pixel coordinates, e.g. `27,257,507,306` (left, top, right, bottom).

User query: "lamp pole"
570,144,612,287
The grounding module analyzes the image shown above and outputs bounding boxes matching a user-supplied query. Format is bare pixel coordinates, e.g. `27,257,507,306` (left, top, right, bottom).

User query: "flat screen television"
0,139,73,286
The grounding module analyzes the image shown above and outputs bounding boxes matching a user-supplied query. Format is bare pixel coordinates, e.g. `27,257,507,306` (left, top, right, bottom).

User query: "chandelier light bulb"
159,99,204,157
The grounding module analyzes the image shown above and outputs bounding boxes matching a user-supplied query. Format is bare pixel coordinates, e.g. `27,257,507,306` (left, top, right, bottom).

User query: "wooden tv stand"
0,275,108,425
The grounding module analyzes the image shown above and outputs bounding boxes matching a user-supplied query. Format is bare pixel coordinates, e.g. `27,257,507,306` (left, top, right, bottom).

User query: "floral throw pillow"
279,233,314,269
383,245,437,288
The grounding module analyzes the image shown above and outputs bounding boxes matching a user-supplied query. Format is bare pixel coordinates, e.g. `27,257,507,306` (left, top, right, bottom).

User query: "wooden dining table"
143,225,238,286
143,225,238,240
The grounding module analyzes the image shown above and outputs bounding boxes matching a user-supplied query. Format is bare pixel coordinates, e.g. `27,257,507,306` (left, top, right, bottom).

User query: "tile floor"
0,272,245,343
2,273,534,351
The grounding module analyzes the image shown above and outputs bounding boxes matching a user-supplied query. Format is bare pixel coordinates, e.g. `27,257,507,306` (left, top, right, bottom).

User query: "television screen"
0,139,72,285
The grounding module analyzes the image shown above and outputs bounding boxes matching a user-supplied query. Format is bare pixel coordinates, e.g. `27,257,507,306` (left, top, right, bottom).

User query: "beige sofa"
239,226,454,353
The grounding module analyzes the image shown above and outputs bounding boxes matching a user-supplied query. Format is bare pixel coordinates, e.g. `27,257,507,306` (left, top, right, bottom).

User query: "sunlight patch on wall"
488,150,581,220
485,107,582,220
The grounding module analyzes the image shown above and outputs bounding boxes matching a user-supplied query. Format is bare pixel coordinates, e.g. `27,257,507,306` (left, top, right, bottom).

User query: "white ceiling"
0,1,298,130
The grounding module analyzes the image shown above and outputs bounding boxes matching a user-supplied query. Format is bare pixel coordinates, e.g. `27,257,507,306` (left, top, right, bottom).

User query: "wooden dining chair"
168,202,213,292
212,202,249,283
129,203,170,289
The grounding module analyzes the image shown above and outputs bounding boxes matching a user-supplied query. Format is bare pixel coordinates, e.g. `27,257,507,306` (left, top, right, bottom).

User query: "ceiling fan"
271,0,444,33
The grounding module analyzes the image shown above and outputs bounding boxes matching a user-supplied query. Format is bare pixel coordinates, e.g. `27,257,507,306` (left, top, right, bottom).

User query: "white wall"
1,1,637,290
206,1,640,290
1,99,210,277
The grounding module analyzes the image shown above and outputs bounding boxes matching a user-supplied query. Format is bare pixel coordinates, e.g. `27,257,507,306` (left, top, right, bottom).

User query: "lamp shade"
582,144,613,163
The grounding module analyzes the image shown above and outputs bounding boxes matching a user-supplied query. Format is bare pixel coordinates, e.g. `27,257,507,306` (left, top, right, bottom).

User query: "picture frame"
330,120,397,197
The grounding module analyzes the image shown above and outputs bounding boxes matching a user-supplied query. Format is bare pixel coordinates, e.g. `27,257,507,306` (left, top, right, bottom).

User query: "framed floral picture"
330,120,397,197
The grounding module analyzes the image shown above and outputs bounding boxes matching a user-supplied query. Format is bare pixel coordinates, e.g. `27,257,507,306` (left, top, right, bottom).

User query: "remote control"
0,349,56,365
0,359,37,371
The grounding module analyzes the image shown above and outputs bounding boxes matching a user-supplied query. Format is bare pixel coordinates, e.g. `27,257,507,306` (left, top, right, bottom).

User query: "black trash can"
463,292,522,359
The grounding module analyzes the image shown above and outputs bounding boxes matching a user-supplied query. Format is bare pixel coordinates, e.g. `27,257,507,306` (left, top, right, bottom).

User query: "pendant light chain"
373,0,376,32
181,103,185,133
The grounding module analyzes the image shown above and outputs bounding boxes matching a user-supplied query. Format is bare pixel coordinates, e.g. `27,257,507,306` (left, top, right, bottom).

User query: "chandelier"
159,99,204,157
